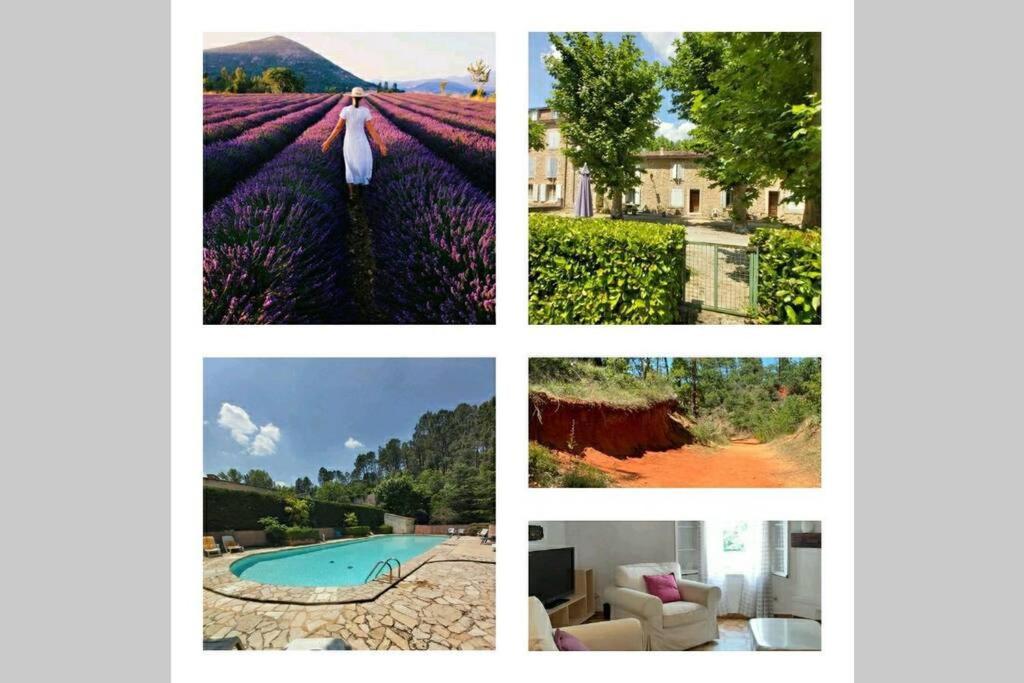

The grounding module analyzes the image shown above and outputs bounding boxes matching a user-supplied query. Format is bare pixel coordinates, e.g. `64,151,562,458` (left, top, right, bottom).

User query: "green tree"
314,480,350,503
294,476,314,495
242,468,274,489
544,32,661,218
260,66,304,93
466,59,491,97
663,32,821,227
282,495,310,526
374,475,428,517
529,118,546,151
217,468,242,483
376,438,404,477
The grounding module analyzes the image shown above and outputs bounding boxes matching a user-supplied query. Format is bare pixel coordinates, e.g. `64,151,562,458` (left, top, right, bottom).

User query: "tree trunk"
801,197,821,228
689,360,699,418
731,184,750,227
611,190,623,219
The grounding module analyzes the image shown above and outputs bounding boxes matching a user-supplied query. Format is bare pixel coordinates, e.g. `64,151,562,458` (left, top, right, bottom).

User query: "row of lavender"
204,94,333,145
203,93,326,126
370,97,495,196
376,94,495,137
363,102,495,323
202,93,316,114
203,95,341,208
203,98,353,324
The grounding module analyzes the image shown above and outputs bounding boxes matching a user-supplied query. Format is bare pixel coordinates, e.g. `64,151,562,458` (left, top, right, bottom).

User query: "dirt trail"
563,438,820,488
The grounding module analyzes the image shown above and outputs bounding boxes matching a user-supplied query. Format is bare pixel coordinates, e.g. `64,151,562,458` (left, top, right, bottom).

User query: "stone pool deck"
203,536,496,650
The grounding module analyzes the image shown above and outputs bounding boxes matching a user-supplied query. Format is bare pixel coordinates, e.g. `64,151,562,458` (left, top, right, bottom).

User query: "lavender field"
202,92,496,324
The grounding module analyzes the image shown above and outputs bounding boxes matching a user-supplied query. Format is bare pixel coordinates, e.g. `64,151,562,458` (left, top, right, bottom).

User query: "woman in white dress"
321,86,388,198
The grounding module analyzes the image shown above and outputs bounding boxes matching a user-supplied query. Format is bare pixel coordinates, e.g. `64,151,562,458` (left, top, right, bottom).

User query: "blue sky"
203,33,495,83
203,358,495,485
529,32,695,142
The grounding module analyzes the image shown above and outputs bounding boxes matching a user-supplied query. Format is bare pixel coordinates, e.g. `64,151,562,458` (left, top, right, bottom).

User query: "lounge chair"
479,528,489,543
448,527,456,536
457,528,465,536
222,535,245,553
203,536,222,557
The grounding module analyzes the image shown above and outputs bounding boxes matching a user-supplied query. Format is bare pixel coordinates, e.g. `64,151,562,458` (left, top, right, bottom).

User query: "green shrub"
560,462,611,488
529,215,686,324
284,526,320,542
690,418,729,446
376,525,394,534
753,395,817,442
258,516,288,546
750,227,821,324
528,442,561,487
346,525,370,537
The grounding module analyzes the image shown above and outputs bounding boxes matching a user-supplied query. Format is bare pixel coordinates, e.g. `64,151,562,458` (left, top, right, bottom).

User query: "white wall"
564,521,677,603
772,520,822,619
528,521,567,550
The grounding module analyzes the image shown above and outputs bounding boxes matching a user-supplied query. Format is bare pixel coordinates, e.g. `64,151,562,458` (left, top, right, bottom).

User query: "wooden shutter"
671,188,684,207
555,184,562,201
720,190,727,207
547,157,557,178
769,521,789,577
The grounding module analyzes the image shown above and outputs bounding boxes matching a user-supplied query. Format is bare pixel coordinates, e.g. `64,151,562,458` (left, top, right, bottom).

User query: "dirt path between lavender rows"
562,438,820,488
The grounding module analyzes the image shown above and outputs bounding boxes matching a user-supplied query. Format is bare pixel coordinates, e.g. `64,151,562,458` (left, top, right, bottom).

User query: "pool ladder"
365,557,402,583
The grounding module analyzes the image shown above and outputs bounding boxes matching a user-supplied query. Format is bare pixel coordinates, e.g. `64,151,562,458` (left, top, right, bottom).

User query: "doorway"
767,191,780,218
689,189,701,214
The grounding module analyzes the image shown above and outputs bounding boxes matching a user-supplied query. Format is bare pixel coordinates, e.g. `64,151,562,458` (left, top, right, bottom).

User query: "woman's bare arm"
321,117,345,153
365,119,388,156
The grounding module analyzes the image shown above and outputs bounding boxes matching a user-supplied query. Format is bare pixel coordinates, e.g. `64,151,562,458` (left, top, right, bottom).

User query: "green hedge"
203,486,384,531
284,527,320,542
529,215,686,324
376,525,394,534
750,227,822,324
346,525,370,537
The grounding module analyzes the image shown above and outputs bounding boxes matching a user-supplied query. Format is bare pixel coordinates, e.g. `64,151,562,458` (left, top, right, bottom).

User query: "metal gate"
683,241,759,317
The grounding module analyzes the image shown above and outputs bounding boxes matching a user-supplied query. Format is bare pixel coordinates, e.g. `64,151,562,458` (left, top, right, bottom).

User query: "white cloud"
641,33,678,62
541,44,560,67
216,403,280,456
217,403,257,445
250,423,281,456
274,481,288,488
345,437,364,450
656,119,695,142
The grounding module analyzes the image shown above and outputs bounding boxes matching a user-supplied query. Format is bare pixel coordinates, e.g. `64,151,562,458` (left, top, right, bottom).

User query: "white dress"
341,105,373,185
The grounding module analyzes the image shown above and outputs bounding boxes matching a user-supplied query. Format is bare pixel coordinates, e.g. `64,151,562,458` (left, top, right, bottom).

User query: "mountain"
396,71,497,95
203,35,373,93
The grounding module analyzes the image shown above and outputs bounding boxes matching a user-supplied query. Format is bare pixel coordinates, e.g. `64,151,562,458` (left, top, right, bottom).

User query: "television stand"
545,568,595,627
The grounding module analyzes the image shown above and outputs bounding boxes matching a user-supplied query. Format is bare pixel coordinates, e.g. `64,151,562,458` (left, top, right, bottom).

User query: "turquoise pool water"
230,535,447,587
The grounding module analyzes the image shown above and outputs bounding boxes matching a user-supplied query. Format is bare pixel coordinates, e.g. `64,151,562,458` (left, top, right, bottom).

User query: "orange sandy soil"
558,438,820,488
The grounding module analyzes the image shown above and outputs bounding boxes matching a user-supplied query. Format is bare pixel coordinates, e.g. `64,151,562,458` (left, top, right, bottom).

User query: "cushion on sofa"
661,601,710,628
643,573,682,603
615,562,682,592
554,628,590,651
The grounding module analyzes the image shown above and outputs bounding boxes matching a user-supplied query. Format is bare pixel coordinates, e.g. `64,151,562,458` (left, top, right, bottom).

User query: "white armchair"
528,597,644,651
604,562,721,650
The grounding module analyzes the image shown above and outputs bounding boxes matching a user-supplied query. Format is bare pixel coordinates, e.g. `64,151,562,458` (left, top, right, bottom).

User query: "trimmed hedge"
284,527,320,542
750,227,822,324
347,525,370,538
529,215,686,324
376,525,394,534
203,486,384,531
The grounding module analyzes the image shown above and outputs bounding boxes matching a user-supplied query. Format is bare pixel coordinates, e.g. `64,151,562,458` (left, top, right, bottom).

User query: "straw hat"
348,86,367,98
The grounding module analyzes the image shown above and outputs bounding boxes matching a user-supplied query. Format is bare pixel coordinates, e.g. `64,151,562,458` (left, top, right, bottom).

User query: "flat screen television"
529,547,575,608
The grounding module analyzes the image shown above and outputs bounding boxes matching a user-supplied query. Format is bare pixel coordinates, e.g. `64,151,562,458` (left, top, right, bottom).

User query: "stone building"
528,107,804,223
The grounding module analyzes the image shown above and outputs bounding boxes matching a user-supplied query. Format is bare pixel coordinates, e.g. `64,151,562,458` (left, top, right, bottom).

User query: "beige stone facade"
528,107,804,224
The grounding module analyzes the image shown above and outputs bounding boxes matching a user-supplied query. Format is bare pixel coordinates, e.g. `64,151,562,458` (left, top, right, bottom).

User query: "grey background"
4,1,170,680
856,0,1020,679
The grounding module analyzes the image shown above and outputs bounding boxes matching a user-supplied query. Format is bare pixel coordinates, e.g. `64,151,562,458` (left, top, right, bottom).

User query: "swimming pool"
230,535,447,587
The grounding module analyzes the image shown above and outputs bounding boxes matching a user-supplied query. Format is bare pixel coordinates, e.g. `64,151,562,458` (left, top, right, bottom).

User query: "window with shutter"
671,188,684,207
769,521,789,577
530,110,539,121
547,130,560,149
555,184,562,201
672,163,682,181
539,184,547,202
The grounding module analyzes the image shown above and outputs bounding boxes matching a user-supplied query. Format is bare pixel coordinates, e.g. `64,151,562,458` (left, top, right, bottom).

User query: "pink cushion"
643,573,682,603
554,628,589,651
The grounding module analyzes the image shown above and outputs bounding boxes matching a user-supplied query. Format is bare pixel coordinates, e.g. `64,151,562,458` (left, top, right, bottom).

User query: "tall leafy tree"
544,32,662,218
242,468,275,490
663,32,822,227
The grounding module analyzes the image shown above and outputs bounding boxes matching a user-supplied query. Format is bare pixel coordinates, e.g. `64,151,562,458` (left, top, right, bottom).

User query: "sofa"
528,597,644,651
604,562,721,650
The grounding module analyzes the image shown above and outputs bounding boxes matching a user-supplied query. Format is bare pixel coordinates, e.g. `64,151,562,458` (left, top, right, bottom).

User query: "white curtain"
703,521,774,618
